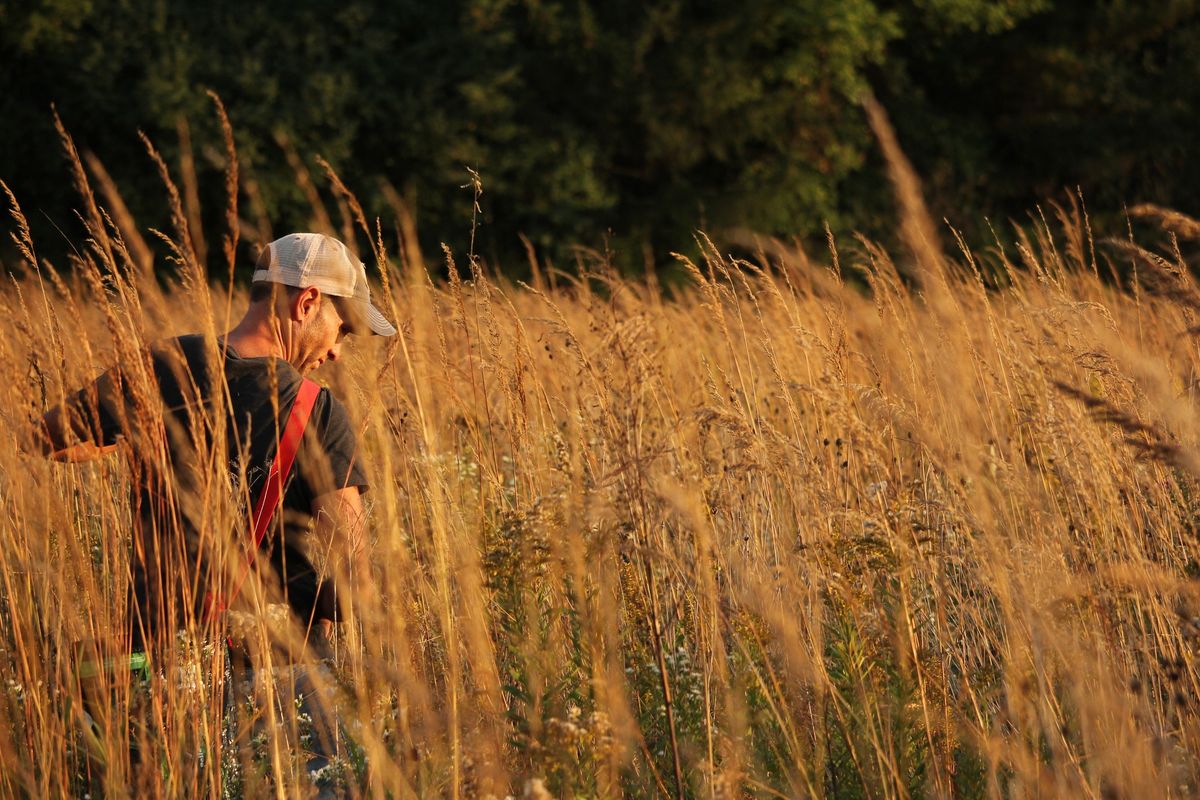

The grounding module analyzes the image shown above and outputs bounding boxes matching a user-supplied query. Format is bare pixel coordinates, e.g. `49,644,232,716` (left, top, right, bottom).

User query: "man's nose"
328,344,341,361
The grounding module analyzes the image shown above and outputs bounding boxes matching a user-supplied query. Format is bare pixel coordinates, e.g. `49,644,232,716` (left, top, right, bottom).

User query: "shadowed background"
2,0,1198,274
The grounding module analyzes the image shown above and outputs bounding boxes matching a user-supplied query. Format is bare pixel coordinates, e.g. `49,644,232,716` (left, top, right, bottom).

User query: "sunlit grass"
1,100,1199,798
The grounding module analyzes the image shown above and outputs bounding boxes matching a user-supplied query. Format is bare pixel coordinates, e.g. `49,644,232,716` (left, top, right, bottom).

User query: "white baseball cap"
253,233,396,336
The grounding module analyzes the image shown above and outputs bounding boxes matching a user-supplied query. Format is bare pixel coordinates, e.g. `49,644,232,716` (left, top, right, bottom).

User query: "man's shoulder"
317,384,346,411
310,385,357,441
297,383,369,494
146,332,205,349
141,335,220,405
147,333,209,363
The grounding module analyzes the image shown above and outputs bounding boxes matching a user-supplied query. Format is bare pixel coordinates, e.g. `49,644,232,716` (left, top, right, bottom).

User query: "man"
37,232,394,653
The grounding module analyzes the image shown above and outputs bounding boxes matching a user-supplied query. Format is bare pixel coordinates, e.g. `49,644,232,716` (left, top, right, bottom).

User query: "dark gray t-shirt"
61,334,367,646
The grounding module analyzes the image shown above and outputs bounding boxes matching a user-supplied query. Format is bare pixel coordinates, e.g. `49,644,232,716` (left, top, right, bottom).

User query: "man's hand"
311,486,373,610
34,405,118,462
311,487,373,655
47,442,120,462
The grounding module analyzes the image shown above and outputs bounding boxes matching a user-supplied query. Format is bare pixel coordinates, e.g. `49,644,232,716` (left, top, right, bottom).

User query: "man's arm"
35,405,119,462
24,365,132,463
9,402,119,462
311,487,373,621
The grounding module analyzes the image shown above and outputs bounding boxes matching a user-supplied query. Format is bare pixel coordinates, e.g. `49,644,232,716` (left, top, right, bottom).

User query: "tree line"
1,0,1196,275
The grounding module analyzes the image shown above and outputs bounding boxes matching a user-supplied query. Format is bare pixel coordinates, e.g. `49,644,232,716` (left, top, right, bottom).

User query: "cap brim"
364,302,397,336
333,295,397,337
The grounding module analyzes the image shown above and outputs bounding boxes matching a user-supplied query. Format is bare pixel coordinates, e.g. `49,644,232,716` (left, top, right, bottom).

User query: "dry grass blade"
207,90,239,281
861,92,945,292
1105,236,1200,313
52,106,116,271
82,150,154,276
175,115,208,271
1129,203,1200,240
1052,380,1200,472
138,130,201,279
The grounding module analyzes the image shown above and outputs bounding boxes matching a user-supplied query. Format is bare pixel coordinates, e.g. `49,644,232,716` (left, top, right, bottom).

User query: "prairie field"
2,116,1200,799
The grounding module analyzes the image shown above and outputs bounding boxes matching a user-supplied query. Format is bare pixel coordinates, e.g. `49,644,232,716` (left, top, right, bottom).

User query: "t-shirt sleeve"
58,366,136,447
295,388,369,501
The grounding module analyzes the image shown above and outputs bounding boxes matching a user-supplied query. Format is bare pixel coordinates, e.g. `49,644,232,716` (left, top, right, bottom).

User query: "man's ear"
292,286,322,322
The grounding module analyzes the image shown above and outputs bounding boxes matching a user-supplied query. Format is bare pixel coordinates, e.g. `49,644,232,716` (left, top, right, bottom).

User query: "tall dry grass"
0,103,1199,799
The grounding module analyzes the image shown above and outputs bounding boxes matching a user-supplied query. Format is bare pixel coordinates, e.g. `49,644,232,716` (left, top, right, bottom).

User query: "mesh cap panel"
252,232,396,336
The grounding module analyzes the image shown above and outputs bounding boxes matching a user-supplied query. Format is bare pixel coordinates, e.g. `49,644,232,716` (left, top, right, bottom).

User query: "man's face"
295,293,351,374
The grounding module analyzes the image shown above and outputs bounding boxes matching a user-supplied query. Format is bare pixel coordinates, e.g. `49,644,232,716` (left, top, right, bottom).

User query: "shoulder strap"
248,378,321,551
208,378,321,617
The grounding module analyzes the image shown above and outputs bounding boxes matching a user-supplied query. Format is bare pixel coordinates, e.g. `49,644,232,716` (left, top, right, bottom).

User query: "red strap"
207,378,321,617
248,378,321,553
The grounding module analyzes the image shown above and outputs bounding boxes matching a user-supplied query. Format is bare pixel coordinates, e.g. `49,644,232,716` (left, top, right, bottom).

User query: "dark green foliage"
0,1,1196,272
